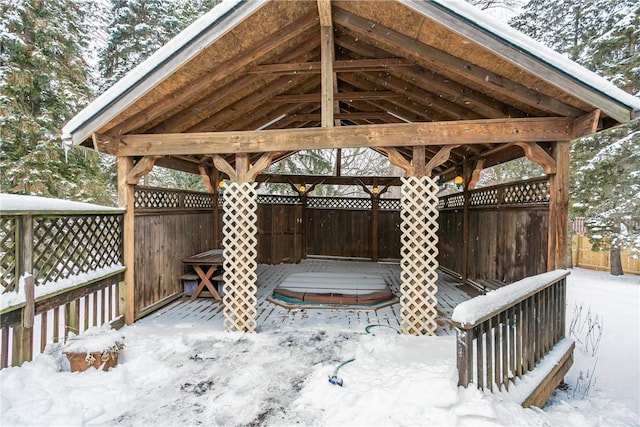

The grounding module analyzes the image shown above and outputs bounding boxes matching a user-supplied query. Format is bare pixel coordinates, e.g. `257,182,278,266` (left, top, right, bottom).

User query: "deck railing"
0,210,124,368
452,270,569,392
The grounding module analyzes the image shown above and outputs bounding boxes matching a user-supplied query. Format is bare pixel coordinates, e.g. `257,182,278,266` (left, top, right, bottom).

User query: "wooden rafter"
340,72,479,120
573,109,601,137
108,11,320,136
273,91,401,103
333,7,584,118
188,74,315,132
249,58,414,74
335,33,521,119
101,117,576,156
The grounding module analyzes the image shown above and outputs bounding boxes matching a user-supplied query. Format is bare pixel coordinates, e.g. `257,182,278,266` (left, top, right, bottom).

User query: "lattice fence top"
379,199,401,211
257,194,301,205
307,197,372,210
440,177,550,210
33,215,123,285
135,186,215,210
0,217,17,291
1,214,123,291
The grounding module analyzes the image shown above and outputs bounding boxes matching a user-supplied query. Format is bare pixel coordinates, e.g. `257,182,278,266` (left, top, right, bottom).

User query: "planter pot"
65,349,121,372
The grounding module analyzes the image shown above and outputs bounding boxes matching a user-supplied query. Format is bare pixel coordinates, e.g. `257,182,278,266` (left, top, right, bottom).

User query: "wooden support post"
222,153,259,332
457,328,473,387
319,0,335,128
461,159,471,284
12,275,34,366
371,193,380,262
117,157,136,325
412,146,426,177
548,141,570,270
213,168,221,248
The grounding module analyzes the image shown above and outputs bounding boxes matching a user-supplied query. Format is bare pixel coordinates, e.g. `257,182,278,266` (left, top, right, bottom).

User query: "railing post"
12,274,34,366
456,327,473,387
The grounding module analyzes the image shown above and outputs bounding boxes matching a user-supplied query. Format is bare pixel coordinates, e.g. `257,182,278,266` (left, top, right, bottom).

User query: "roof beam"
101,117,575,156
249,58,415,74
335,33,521,119
273,91,402,103
107,11,320,136
333,7,584,118
319,0,335,127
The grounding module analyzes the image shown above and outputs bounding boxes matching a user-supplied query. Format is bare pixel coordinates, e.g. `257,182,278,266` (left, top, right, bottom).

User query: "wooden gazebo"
63,0,639,335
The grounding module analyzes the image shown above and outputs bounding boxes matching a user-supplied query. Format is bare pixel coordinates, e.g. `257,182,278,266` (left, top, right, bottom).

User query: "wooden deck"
146,259,472,335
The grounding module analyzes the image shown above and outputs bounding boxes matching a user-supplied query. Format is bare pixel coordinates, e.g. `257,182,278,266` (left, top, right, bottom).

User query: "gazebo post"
399,146,440,336
547,141,570,270
117,156,136,325
221,153,259,332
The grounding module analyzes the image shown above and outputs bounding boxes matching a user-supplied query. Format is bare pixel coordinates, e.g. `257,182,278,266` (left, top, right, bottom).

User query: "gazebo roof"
63,0,640,179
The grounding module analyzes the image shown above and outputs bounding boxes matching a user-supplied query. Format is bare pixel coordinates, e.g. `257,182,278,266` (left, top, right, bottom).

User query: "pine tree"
98,0,182,92
511,0,640,274
571,119,640,275
0,0,112,204
580,0,640,95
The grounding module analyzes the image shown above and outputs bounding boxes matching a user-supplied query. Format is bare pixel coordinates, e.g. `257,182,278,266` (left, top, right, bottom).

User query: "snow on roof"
426,0,640,111
0,194,122,214
61,0,259,143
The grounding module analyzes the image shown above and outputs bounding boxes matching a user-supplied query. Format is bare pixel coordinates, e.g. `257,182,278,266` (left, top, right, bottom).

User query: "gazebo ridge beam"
100,117,576,156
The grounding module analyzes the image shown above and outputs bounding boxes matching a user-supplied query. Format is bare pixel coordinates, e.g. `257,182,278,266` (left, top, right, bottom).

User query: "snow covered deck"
145,259,472,335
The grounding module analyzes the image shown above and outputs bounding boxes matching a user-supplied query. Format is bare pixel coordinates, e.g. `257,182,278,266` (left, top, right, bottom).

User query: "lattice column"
399,176,440,335
222,182,258,332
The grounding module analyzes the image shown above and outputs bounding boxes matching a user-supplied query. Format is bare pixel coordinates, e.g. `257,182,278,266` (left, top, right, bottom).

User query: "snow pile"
0,268,637,426
452,270,570,326
62,324,125,354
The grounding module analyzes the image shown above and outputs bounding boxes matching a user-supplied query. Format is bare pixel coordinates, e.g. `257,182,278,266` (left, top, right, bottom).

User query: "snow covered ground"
0,267,638,426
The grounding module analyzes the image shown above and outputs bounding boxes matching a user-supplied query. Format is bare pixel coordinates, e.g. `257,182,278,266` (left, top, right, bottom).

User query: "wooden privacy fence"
452,270,573,405
0,210,124,368
571,234,640,275
438,177,550,284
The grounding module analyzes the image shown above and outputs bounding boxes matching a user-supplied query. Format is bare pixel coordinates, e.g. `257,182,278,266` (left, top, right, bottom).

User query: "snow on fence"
0,195,124,369
452,270,570,398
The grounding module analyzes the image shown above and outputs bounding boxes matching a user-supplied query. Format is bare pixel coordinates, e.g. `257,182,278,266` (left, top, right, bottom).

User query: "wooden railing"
452,270,569,392
0,209,124,368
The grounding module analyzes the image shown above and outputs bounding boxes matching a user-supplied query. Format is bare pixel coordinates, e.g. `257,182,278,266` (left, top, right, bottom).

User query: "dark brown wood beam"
187,74,316,132
273,91,402,103
147,37,321,134
335,33,523,119
334,7,584,118
101,117,575,157
249,58,415,74
108,11,320,136
257,173,402,186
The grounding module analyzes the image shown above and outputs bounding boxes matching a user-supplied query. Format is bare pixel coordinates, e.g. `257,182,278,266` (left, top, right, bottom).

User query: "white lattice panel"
399,176,439,335
222,182,258,332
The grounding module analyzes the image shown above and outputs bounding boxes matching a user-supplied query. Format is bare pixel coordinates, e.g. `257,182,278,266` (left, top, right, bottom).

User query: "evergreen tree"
0,0,112,204
580,0,640,95
570,119,640,275
98,0,182,92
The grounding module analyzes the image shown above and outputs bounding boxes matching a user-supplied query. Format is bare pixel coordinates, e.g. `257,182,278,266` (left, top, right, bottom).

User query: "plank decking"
144,259,472,335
